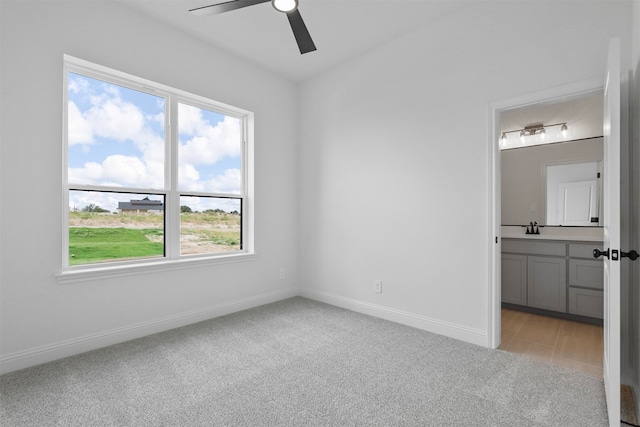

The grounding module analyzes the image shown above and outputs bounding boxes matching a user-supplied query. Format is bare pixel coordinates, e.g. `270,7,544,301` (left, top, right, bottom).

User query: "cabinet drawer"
502,240,566,257
568,259,603,290
569,242,603,259
568,288,603,319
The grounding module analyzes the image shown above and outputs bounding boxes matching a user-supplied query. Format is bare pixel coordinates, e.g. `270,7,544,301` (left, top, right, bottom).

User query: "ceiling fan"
190,0,317,54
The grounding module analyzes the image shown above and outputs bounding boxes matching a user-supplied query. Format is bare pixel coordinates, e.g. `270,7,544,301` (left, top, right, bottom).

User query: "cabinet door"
527,256,567,312
569,288,604,319
501,254,527,305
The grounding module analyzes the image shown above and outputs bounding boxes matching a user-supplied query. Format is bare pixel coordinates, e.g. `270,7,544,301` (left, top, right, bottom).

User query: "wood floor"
500,308,603,378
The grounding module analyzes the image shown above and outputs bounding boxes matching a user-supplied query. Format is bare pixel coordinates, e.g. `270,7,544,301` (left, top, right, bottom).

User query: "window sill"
56,253,258,285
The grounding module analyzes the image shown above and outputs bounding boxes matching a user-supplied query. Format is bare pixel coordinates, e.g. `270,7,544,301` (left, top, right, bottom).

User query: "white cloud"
86,96,145,141
206,168,242,194
69,161,103,184
68,77,89,95
68,76,165,188
69,155,164,189
179,104,241,167
179,164,204,192
68,101,94,146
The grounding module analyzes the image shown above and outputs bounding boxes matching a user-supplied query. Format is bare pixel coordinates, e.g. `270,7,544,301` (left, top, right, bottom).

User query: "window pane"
67,72,165,189
178,103,242,194
68,191,164,265
180,196,241,255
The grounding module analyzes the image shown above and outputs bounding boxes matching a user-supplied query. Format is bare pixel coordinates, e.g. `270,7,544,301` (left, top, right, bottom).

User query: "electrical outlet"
279,268,285,279
374,279,382,294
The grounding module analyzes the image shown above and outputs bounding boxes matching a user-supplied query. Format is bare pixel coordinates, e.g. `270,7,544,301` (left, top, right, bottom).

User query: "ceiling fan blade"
190,0,270,16
286,9,316,54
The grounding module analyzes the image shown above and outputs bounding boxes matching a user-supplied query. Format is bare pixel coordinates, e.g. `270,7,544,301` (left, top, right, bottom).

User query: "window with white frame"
63,56,252,271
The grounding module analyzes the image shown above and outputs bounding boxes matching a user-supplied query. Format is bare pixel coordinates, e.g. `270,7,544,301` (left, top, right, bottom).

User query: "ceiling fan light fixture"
272,0,298,13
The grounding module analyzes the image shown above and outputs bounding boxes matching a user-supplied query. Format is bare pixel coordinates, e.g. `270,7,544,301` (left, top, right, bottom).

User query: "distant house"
118,197,164,213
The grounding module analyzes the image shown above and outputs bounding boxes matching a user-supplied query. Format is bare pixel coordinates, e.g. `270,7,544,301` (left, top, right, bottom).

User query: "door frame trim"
487,78,604,348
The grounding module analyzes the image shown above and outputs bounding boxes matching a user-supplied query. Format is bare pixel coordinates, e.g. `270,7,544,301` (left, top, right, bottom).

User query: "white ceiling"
117,0,604,139
118,0,471,82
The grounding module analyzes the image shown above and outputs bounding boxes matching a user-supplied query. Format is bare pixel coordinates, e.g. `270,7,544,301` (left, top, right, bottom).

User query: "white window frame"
57,55,255,284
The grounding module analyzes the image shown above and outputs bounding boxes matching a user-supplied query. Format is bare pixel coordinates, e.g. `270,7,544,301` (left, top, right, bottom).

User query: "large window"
63,56,252,272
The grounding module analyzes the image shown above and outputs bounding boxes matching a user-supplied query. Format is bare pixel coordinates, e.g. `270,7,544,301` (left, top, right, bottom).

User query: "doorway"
488,79,606,378
499,307,603,377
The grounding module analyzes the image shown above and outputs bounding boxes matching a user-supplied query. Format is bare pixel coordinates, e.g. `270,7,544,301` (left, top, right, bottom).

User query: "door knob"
593,248,610,259
621,250,639,261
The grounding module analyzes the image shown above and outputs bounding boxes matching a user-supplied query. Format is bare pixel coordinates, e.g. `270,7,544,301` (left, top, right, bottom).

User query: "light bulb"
272,0,298,13
560,123,568,138
500,133,507,144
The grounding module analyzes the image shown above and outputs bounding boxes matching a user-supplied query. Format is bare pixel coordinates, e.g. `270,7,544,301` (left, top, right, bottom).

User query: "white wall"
298,1,632,345
0,1,299,372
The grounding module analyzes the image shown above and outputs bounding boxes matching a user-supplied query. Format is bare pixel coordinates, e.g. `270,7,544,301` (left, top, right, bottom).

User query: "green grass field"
68,211,241,265
69,227,164,265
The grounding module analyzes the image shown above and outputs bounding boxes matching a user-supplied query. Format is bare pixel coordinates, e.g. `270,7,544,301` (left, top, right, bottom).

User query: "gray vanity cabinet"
501,238,603,319
501,239,566,312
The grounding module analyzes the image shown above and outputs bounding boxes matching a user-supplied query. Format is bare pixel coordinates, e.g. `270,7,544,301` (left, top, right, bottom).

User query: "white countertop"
501,225,604,242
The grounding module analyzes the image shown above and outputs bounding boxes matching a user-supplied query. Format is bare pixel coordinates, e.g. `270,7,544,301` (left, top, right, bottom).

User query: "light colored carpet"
0,297,608,426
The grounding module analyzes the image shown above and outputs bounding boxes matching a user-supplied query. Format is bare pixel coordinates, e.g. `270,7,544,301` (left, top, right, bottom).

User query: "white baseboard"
0,287,298,375
300,289,487,347
1,287,488,375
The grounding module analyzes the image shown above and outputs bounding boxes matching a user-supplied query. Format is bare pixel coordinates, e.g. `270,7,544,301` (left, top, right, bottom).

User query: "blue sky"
67,72,242,212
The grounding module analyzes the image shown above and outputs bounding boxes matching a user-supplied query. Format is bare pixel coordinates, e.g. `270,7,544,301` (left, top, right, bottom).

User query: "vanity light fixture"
500,122,568,145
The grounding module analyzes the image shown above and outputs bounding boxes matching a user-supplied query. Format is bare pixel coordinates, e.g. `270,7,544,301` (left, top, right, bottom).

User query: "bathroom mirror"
500,138,604,226
545,161,601,226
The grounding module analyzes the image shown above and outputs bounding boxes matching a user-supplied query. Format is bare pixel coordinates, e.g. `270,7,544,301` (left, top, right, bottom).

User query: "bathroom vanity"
501,229,604,320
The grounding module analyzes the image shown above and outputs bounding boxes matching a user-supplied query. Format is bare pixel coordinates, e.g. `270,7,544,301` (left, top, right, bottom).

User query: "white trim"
300,289,487,347
0,287,297,375
487,78,604,349
487,102,501,349
56,253,258,285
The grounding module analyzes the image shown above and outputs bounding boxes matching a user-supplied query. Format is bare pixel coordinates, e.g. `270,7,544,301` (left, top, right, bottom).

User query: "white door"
601,37,621,427
558,180,598,225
